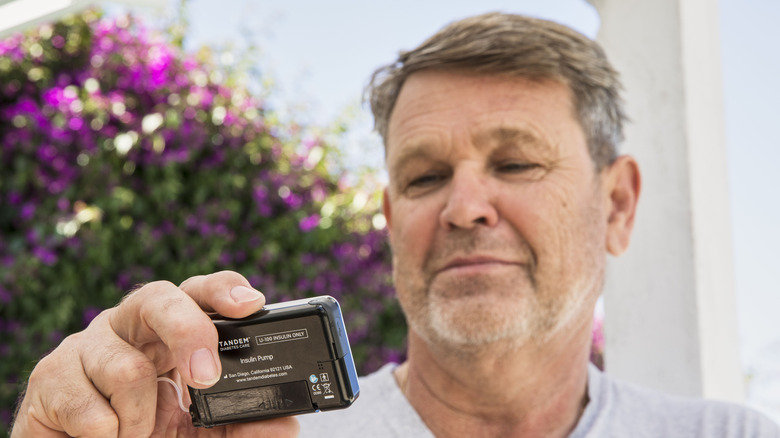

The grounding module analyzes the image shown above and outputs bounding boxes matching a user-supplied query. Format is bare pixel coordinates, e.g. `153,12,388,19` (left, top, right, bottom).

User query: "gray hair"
366,12,626,170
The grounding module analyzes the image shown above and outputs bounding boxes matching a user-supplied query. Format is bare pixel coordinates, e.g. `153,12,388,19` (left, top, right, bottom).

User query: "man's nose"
439,168,499,230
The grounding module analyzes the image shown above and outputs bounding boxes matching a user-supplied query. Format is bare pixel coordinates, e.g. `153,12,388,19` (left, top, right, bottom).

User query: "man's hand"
10,271,300,437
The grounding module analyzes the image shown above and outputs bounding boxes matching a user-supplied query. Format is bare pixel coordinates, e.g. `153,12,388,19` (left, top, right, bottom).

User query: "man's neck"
394,318,593,438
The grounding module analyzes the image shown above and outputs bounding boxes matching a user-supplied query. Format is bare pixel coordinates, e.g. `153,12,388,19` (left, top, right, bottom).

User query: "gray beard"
394,253,604,356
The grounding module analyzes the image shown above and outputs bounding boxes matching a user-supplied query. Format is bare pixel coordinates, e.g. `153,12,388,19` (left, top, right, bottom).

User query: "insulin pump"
187,295,360,428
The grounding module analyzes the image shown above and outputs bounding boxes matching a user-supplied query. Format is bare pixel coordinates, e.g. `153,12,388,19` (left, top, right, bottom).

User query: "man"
295,13,779,437
11,12,779,438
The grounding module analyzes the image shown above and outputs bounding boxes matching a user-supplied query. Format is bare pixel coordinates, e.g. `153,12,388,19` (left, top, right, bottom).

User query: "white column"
590,0,744,401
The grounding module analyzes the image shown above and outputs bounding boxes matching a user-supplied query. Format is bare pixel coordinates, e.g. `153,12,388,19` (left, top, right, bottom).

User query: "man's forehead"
386,71,575,128
383,71,578,161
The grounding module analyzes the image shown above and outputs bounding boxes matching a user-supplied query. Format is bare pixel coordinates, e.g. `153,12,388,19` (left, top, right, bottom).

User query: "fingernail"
230,285,263,304
190,348,219,386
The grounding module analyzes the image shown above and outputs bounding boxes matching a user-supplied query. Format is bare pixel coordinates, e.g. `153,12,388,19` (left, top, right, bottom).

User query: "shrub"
0,11,406,431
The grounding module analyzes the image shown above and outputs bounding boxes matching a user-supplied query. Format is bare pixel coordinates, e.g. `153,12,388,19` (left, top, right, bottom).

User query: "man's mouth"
437,256,519,274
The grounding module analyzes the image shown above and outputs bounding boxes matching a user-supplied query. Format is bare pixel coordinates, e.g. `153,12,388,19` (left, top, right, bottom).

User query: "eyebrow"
473,127,549,151
389,145,433,180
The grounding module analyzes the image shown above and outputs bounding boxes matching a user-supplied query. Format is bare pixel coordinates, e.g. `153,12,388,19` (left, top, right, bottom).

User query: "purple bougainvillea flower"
298,214,320,232
82,307,102,326
32,246,58,265
20,203,36,220
0,287,12,304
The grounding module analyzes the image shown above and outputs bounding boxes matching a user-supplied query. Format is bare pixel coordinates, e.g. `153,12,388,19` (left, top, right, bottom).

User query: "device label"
255,328,309,345
207,315,331,393
226,362,295,384
218,336,252,351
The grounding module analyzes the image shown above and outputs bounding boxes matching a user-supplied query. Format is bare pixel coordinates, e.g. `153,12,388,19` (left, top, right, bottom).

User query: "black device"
188,295,360,428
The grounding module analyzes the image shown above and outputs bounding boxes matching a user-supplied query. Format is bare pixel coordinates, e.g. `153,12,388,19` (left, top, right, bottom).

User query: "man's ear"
382,187,393,239
603,155,641,256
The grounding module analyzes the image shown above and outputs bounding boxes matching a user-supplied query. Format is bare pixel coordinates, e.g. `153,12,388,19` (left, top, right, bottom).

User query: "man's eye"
497,162,538,173
408,173,443,187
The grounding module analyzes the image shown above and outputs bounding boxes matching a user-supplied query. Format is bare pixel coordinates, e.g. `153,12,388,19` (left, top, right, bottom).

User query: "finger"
78,312,158,437
179,270,266,318
109,280,222,388
10,411,69,438
14,336,120,438
10,389,70,438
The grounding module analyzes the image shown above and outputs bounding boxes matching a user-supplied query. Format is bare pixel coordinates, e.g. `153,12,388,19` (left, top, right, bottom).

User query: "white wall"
591,0,744,401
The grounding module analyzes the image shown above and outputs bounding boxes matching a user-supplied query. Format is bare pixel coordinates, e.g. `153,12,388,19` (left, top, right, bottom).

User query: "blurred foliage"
0,10,406,432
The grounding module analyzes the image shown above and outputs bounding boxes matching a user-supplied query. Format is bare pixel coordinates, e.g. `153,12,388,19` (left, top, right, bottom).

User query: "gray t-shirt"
297,363,780,437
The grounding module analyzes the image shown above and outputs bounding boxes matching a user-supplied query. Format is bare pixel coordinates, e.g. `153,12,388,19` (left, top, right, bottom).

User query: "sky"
112,0,779,416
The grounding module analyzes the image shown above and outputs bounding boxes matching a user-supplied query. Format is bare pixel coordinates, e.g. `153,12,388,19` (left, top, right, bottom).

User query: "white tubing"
156,376,189,412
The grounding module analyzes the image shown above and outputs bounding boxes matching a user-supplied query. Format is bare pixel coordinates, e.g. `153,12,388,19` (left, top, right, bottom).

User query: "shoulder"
297,363,433,438
573,365,780,438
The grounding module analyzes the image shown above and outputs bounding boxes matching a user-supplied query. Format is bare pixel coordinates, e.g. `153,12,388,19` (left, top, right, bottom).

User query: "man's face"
383,71,611,351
